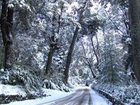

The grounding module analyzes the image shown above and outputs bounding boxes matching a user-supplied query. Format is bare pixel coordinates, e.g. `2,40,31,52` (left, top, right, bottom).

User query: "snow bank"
75,86,90,90
3,88,73,105
90,89,111,105
0,84,26,96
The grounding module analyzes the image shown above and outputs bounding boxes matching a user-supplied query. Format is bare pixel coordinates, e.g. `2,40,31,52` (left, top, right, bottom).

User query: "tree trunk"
90,37,99,66
81,41,96,78
64,27,79,83
63,2,87,84
45,48,55,75
129,0,140,83
45,5,63,76
1,0,14,70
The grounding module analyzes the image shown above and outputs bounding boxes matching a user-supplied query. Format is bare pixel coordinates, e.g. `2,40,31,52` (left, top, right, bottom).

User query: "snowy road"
4,86,110,105
39,87,109,105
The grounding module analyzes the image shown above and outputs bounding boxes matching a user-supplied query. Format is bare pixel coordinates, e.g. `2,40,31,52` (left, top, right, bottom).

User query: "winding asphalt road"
40,87,109,105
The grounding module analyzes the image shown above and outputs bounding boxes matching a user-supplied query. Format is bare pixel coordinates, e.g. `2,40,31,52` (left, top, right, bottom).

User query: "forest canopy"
0,0,140,104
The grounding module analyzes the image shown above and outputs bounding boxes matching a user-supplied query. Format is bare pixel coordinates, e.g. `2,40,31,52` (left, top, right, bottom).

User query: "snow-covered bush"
43,72,71,92
43,79,70,92
98,31,128,85
0,68,43,95
94,83,140,104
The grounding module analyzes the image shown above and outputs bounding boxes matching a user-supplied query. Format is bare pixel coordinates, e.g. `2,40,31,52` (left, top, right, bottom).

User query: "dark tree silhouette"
129,0,140,83
1,0,14,70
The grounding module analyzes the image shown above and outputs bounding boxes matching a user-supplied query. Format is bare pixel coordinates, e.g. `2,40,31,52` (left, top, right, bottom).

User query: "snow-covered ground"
0,84,110,105
4,89,72,105
0,84,73,105
90,89,110,105
0,84,26,96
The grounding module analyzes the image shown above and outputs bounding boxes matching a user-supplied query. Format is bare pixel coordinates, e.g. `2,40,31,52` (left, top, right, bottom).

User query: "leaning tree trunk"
129,0,140,83
90,36,99,67
1,0,14,70
63,27,79,83
63,2,87,84
81,41,96,78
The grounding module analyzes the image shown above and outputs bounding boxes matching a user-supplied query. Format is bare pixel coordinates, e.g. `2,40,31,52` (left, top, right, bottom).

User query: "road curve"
49,88,92,105
39,87,109,105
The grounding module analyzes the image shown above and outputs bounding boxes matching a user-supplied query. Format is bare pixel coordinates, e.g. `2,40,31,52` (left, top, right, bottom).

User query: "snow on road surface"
2,86,110,105
3,89,73,105
46,87,110,105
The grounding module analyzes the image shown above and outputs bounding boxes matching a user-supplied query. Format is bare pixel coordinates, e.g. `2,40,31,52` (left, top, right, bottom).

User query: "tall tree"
45,36,59,75
45,2,64,75
1,0,14,70
63,2,87,84
129,0,140,83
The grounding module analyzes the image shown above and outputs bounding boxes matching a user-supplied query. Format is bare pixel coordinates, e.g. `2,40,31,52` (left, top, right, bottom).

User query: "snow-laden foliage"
0,0,140,104
98,33,127,85
94,1,131,86
100,0,128,7
43,78,71,92
94,83,140,104
0,68,43,95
